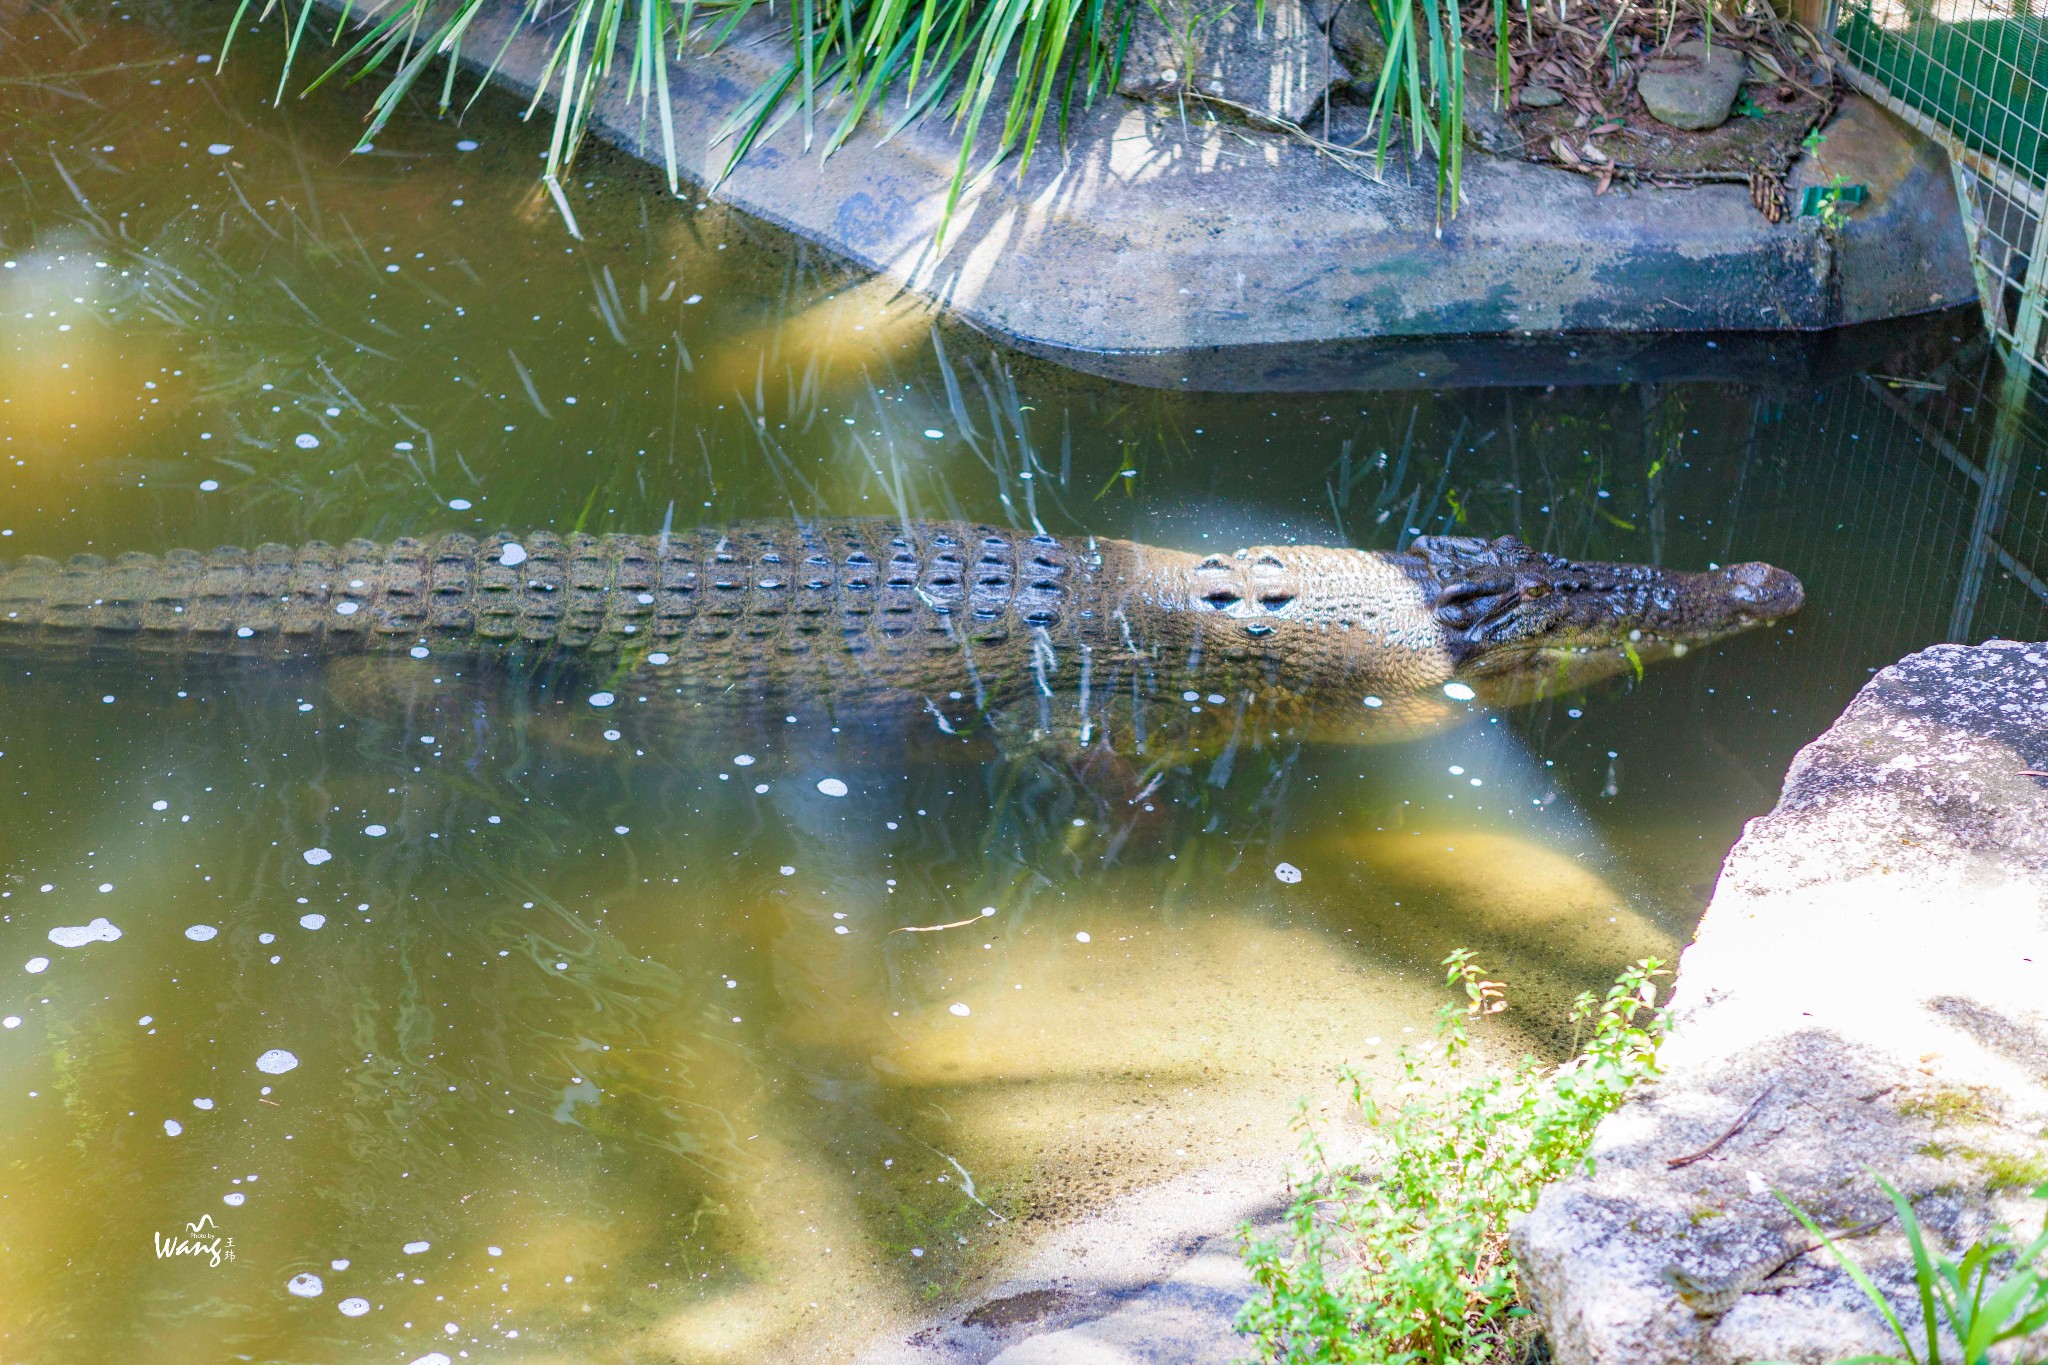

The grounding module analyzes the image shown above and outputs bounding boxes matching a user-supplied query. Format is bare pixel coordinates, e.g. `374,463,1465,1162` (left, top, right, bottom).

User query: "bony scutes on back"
0,523,1801,740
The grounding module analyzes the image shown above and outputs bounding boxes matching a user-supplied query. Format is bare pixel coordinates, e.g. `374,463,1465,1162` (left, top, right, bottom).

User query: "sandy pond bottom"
4,2,2048,1361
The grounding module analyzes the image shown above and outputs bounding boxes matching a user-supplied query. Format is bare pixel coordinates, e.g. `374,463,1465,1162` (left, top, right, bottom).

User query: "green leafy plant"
1775,1174,2048,1365
221,0,1135,243
222,0,1524,242
1235,952,1668,1364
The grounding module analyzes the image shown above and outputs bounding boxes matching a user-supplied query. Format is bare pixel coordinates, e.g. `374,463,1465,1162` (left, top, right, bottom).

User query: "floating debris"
48,918,120,948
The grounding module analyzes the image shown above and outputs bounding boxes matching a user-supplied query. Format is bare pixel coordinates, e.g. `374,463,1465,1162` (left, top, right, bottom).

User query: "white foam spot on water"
259,933,274,944
487,1245,503,1256
614,825,630,835
163,1119,181,1136
500,542,527,567
335,601,360,616
199,480,220,492
754,783,769,793
223,1192,245,1206
25,957,49,974
237,627,254,638
443,1322,460,1335
2,1017,18,1029
331,1259,349,1270
816,778,848,798
185,925,218,942
949,1002,971,1016
152,800,169,811
602,729,621,742
779,866,795,876
99,883,113,894
589,692,615,708
49,918,120,947
410,1354,453,1365
1075,931,1091,943
299,914,326,931
256,1049,299,1075
364,824,387,837
193,1097,214,1110
733,754,755,767
287,1273,324,1298
338,1298,370,1318
647,651,669,664
294,433,320,450
403,1240,431,1255
409,647,430,659
1274,862,1303,884
456,139,479,151
1362,695,1383,708
303,848,332,866
448,498,472,511
1443,682,1477,702
207,143,232,155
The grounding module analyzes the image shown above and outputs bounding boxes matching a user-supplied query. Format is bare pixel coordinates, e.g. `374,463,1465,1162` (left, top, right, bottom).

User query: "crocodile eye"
1522,582,1549,600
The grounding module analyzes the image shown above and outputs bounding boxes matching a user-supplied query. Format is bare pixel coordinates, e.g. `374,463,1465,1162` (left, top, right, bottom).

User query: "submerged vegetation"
1236,952,1668,1364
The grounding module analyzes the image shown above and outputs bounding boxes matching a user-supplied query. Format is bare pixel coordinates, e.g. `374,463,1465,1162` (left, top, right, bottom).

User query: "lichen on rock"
1513,640,2048,1363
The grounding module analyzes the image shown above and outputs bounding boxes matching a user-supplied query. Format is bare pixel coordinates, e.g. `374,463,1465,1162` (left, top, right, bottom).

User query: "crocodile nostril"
1202,589,1243,609
1258,592,1296,611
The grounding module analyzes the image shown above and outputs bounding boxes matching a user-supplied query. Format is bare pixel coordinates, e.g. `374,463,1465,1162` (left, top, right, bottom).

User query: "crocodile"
0,521,1802,742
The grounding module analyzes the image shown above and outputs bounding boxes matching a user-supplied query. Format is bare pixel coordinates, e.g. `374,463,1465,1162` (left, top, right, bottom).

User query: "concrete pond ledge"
1514,641,2048,1363
336,0,1976,387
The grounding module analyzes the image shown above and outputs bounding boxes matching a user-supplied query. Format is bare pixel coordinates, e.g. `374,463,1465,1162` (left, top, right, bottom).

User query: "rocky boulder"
1119,0,1350,126
1637,39,1747,131
1513,640,2048,1363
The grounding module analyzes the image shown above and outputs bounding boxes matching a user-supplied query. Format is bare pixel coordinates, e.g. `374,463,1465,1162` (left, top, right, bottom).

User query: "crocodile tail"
0,532,623,660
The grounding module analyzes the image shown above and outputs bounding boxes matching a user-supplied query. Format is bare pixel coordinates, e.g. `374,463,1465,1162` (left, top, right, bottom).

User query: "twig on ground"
1668,1085,1775,1168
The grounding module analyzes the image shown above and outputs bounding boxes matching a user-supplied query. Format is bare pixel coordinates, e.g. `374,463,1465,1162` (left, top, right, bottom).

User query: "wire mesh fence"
1729,332,2048,649
1827,0,2048,371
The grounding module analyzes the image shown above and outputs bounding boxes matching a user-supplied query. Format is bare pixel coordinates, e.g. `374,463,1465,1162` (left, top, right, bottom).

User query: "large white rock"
1514,640,2048,1363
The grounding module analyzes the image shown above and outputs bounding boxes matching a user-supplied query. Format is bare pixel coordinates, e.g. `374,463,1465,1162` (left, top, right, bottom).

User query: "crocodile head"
1405,534,1804,703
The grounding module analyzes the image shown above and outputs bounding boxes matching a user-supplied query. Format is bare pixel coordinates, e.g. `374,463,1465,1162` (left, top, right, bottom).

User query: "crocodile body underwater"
0,521,1802,744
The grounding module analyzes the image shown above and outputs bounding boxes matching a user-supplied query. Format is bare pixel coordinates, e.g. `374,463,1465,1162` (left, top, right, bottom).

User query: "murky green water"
5,4,2048,1362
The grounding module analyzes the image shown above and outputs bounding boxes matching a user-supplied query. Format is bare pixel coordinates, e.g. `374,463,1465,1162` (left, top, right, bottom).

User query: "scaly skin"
0,521,1803,740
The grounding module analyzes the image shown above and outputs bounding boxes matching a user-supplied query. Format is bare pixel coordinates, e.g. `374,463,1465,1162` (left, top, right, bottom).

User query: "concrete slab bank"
1515,640,2048,1363
347,1,1975,388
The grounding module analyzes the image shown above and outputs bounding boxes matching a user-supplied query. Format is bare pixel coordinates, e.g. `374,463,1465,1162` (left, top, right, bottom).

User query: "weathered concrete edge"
336,1,1976,388
1513,641,2048,1364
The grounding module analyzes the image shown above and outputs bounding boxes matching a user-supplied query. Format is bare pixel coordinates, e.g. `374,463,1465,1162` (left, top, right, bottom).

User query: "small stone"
1519,83,1566,108
1637,39,1747,132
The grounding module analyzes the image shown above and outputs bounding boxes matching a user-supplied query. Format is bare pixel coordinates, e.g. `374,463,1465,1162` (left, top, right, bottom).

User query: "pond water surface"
5,4,2048,1362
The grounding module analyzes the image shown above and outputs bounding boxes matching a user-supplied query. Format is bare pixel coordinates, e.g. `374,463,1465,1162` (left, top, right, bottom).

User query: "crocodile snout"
1719,561,1804,624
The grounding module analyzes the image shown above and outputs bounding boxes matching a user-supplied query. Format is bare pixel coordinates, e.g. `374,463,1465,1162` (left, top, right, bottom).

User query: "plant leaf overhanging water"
222,0,1503,244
